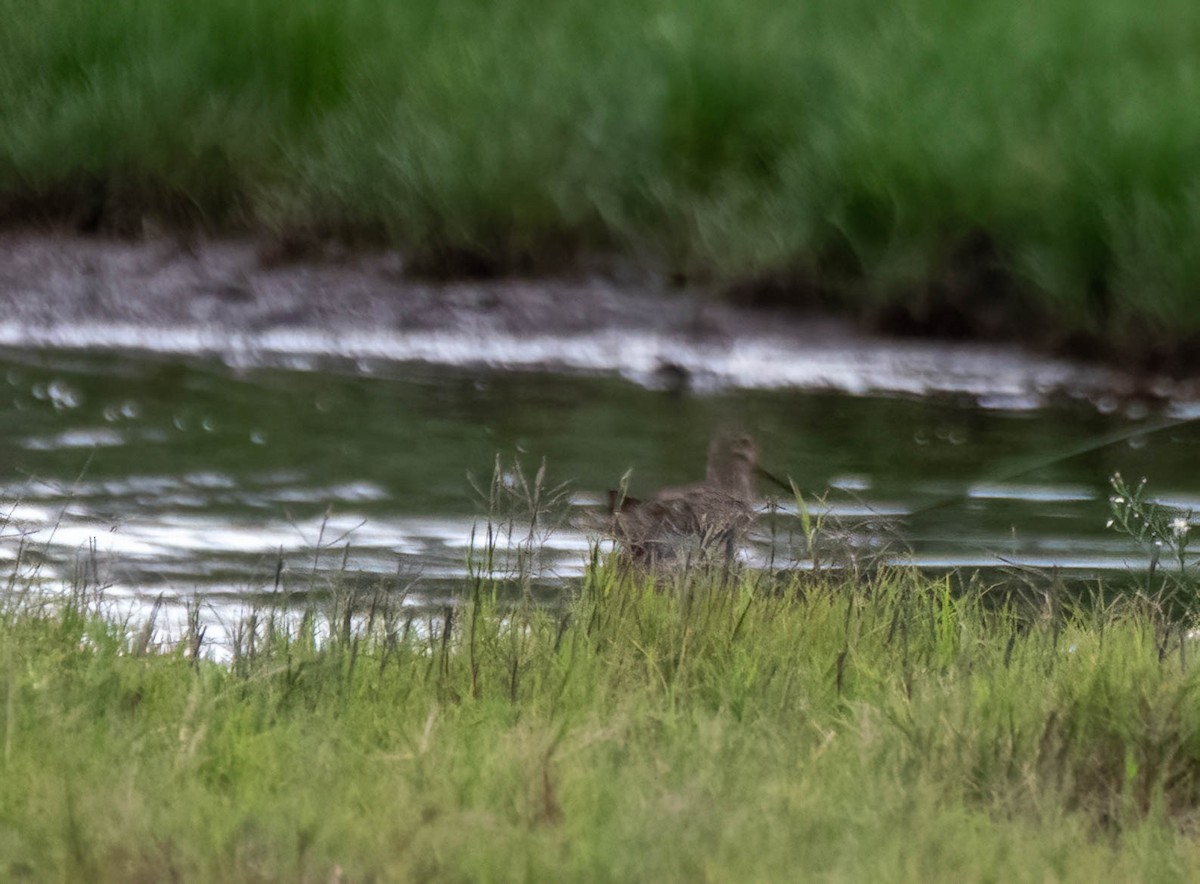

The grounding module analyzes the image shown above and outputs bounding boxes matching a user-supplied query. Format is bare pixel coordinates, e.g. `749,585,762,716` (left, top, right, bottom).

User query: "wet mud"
0,232,1193,404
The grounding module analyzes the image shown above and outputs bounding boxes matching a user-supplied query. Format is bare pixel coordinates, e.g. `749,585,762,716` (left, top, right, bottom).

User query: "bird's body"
609,433,761,567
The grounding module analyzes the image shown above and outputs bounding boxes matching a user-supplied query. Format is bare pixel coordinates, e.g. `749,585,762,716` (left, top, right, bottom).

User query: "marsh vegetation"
4,0,1200,360
3,448,1200,881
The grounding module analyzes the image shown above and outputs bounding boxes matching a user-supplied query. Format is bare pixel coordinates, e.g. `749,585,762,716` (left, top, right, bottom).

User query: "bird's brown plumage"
609,433,760,567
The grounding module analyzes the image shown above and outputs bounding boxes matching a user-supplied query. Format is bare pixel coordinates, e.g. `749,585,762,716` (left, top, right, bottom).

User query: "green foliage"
3,0,1200,336
2,558,1200,880
1107,473,1195,611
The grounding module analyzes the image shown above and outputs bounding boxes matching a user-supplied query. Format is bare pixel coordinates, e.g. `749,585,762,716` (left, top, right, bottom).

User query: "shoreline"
0,231,1193,406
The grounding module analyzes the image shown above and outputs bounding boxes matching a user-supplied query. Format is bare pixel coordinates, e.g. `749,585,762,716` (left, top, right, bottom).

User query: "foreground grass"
3,0,1200,357
3,564,1200,882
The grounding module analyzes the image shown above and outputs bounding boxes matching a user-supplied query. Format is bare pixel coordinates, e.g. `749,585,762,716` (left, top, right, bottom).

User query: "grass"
2,0,1200,359
3,552,1200,881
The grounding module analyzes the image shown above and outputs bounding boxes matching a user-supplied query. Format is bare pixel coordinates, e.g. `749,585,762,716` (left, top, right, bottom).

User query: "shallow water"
2,346,1198,640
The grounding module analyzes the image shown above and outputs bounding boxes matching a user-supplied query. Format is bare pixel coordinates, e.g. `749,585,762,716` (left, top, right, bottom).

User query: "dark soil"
0,228,1191,400
0,230,785,341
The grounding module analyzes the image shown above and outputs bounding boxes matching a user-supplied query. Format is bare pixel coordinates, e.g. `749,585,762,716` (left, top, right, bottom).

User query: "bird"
608,432,783,568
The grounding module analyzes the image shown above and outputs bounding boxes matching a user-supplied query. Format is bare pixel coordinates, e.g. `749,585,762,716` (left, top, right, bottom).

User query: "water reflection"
2,347,1198,634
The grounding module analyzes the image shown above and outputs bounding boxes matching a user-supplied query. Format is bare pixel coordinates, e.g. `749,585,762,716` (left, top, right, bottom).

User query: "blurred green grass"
2,0,1199,355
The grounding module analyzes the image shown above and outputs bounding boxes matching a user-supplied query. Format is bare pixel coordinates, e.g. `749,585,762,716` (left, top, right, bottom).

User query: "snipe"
608,433,781,567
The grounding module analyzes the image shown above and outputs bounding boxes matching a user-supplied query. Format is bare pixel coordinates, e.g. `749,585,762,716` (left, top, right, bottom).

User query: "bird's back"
611,480,753,566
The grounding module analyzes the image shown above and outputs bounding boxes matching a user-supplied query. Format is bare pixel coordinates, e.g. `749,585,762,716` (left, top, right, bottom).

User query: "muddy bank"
0,232,1191,405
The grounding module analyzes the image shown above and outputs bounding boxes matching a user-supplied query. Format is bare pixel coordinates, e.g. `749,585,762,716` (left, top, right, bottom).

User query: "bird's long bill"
755,465,795,494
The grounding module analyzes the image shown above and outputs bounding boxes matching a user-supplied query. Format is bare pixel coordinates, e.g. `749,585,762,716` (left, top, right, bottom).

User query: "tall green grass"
3,559,1200,881
3,0,1200,351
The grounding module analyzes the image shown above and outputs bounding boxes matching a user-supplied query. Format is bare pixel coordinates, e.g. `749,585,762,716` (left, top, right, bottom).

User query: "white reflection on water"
1147,493,1200,512
23,427,126,450
2,501,1152,585
0,320,1148,404
0,483,1174,662
966,483,1096,502
93,589,453,665
2,504,598,584
901,553,1144,571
